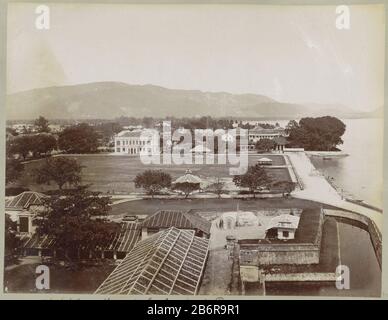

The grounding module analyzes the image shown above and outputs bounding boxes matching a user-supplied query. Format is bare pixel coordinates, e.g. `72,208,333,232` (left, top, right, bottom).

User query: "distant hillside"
6,82,370,120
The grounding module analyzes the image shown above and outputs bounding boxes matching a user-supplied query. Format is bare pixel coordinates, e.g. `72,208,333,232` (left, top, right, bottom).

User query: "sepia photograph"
1,1,385,300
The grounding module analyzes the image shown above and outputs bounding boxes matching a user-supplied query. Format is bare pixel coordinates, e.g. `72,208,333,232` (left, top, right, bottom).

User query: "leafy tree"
58,123,99,153
286,116,346,151
173,182,200,199
240,123,255,130
6,127,18,136
207,178,226,199
134,170,172,198
31,134,57,157
34,116,50,133
8,134,57,159
33,156,83,190
272,181,296,197
21,125,32,134
285,120,299,135
5,215,20,260
36,186,119,261
8,135,33,160
233,164,271,198
6,140,12,158
255,138,276,152
6,158,24,184
258,123,275,129
142,117,155,128
94,122,123,145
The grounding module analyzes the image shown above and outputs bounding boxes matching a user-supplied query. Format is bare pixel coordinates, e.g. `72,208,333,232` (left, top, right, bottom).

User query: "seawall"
324,209,382,269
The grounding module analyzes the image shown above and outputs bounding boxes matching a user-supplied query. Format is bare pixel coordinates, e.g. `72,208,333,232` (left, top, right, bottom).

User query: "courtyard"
108,197,337,216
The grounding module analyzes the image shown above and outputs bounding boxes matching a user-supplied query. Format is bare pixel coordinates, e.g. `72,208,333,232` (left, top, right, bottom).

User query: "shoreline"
307,154,383,212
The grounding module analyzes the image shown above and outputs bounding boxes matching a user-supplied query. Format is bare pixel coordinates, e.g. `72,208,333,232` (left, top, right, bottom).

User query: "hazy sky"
7,3,385,111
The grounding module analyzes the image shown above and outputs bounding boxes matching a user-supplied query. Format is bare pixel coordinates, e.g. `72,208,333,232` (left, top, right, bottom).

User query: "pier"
286,151,382,232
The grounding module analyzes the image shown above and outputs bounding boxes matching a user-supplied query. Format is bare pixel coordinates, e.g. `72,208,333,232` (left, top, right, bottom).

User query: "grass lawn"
16,154,291,194
4,261,115,294
109,198,338,216
266,168,291,182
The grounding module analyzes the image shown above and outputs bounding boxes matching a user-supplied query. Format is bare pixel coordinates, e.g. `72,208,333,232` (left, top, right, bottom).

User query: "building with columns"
248,125,286,142
247,125,288,151
114,129,160,155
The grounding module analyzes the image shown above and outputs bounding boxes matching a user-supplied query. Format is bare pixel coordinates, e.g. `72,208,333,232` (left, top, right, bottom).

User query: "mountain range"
6,82,380,120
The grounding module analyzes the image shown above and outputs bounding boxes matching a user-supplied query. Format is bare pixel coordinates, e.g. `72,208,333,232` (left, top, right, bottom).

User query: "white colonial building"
247,124,288,151
248,124,286,143
114,130,160,155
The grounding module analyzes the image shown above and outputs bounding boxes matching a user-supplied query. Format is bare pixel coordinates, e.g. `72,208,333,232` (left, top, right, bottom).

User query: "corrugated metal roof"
5,192,46,210
105,222,141,252
95,227,209,295
141,210,211,235
20,222,141,253
20,234,57,250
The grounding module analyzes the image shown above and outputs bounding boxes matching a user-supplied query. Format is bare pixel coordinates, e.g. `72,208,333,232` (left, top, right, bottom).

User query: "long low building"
19,222,141,260
16,208,211,260
141,209,211,239
95,227,209,295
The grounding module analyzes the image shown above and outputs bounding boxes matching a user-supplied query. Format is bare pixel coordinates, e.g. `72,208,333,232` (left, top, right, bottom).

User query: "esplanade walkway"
286,151,382,234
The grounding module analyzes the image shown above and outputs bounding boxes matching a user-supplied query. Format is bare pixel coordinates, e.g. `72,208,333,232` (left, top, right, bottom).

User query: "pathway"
286,151,382,233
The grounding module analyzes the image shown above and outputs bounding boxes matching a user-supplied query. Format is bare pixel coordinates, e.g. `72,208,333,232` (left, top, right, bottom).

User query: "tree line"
7,119,101,161
6,116,103,185
254,116,346,152
135,166,295,199
286,116,346,151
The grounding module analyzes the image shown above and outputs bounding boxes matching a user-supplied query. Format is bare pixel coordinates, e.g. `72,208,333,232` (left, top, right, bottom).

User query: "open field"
15,154,290,194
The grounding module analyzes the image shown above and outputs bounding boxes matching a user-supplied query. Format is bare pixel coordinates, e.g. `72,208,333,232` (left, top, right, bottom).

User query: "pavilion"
257,157,273,166
174,169,202,184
